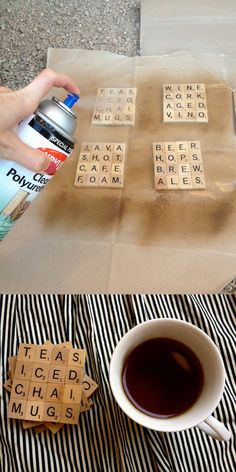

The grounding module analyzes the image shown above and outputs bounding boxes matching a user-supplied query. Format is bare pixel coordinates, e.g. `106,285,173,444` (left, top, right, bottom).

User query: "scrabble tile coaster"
75,142,126,188
5,342,99,434
163,84,208,123
153,141,206,190
91,88,137,126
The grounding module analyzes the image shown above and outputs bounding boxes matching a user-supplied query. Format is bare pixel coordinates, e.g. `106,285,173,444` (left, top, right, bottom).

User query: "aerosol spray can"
0,93,79,241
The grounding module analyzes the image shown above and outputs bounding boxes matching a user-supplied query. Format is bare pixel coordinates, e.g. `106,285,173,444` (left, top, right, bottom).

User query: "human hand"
0,69,80,173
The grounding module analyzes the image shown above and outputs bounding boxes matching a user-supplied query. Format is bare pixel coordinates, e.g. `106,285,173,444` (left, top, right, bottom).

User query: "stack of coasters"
163,83,208,123
4,341,98,434
153,140,206,190
74,142,126,188
91,87,137,126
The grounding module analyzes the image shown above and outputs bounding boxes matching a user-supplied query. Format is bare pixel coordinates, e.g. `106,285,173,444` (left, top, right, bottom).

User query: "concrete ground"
0,0,140,89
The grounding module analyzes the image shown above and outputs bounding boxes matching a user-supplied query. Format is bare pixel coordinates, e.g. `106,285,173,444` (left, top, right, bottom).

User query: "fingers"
20,68,80,117
0,130,54,173
0,68,80,130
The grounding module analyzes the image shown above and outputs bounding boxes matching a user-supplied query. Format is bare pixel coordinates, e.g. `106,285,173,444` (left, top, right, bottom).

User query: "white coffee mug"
109,319,231,441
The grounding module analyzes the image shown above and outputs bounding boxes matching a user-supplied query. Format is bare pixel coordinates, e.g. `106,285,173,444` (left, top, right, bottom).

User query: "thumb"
0,130,56,174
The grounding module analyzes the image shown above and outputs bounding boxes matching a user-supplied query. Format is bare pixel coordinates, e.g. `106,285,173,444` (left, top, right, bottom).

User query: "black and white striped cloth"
1,294,235,472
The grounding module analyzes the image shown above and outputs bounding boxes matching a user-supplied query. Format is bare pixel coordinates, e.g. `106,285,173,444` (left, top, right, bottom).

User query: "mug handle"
197,415,231,441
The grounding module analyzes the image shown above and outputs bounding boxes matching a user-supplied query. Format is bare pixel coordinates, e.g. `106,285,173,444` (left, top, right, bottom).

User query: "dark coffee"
122,337,204,418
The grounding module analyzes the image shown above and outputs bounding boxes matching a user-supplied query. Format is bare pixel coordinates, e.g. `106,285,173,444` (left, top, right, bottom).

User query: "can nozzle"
63,93,80,108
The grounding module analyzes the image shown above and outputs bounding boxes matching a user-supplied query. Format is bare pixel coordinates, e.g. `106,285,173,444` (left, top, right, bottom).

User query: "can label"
0,113,74,240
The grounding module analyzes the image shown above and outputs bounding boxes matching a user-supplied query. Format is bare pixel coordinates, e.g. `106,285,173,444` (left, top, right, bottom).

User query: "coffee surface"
122,337,204,418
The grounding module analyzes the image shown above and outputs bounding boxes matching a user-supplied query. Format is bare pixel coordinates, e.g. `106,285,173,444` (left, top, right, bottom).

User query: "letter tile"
8,399,27,419
42,403,62,423
67,349,86,367
25,401,44,422
28,381,47,401
11,379,30,400
60,404,80,425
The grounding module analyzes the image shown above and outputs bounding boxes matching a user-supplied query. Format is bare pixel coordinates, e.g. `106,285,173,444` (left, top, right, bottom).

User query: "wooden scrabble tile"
167,175,180,189
34,344,52,364
88,162,101,173
51,346,69,365
167,164,178,175
17,344,36,362
163,84,174,93
90,153,101,163
111,163,123,174
92,88,136,126
31,363,50,382
176,141,189,153
100,161,112,174
75,174,88,186
67,349,86,367
78,152,90,162
45,383,64,403
65,366,84,384
42,402,62,423
166,153,178,164
25,401,44,422
153,141,206,191
28,381,47,401
80,143,92,153
179,163,191,175
99,174,111,187
191,163,204,174
153,153,165,164
155,175,168,190
179,176,193,189
14,361,33,380
177,153,189,163
163,83,208,123
75,142,126,189
60,404,80,425
48,365,66,384
110,174,123,188
8,399,27,420
86,174,99,187
11,379,30,400
82,375,99,398
63,384,82,404
192,174,206,189
153,142,165,153
91,112,104,124
113,143,126,154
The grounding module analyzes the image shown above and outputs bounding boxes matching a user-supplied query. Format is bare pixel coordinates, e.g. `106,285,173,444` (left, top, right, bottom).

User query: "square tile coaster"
163,83,208,123
153,140,206,190
75,142,126,188
91,88,137,126
5,342,99,433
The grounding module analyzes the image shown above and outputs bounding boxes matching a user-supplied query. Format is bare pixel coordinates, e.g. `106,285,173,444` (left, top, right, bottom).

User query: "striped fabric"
0,294,235,472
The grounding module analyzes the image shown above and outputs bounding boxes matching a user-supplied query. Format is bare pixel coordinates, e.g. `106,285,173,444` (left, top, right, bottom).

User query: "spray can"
0,93,79,241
